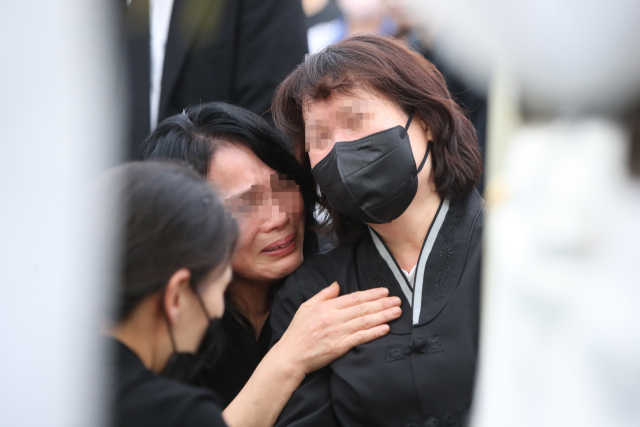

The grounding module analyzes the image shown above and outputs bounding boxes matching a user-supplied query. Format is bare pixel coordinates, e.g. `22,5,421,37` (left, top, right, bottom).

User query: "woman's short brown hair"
272,34,483,244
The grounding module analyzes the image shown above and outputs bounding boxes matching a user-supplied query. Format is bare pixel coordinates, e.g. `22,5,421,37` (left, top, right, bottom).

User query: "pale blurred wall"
0,2,122,427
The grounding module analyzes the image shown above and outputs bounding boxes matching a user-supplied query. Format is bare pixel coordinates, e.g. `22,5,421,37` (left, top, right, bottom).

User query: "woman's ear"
163,268,192,324
416,116,434,141
414,114,430,135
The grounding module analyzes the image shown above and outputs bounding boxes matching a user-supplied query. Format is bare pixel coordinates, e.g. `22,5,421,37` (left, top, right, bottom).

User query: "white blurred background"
1,1,639,426
0,2,122,427
401,0,640,426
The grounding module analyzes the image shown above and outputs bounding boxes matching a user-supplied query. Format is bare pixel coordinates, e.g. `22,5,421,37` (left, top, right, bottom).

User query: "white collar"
368,199,450,324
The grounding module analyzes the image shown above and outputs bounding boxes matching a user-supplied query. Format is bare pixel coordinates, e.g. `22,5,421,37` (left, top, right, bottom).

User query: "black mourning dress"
270,190,484,427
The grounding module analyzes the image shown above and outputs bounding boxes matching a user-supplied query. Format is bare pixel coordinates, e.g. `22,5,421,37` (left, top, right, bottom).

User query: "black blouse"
194,313,272,407
110,339,227,427
270,189,484,427
193,229,320,407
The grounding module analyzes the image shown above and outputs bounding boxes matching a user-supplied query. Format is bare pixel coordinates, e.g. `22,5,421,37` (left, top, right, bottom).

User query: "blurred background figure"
301,0,341,29
404,0,640,426
121,0,308,159
0,2,121,427
306,0,395,54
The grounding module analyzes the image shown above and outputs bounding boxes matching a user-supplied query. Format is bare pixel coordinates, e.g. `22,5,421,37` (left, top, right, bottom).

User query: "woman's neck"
227,277,273,338
110,296,171,375
369,181,441,271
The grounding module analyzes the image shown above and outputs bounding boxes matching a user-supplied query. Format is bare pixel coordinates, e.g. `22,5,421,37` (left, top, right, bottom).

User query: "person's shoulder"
274,242,359,303
116,363,225,427
270,243,360,342
451,187,485,212
153,378,227,427
303,243,357,268
292,243,357,286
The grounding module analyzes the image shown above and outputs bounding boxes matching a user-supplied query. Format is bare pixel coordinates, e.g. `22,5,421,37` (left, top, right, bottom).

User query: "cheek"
308,144,334,168
308,151,322,169
201,287,226,320
231,219,260,272
211,290,225,319
295,192,304,217
282,191,305,219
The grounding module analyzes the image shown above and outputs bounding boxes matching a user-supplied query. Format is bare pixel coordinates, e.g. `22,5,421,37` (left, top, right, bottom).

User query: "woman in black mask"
107,162,403,427
269,34,485,426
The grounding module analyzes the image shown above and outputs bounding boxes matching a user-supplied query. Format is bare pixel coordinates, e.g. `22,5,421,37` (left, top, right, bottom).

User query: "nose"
261,213,290,233
259,198,291,232
309,128,359,168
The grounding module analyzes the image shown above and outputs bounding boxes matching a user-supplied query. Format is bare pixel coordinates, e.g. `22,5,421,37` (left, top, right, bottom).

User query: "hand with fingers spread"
273,282,402,375
222,282,401,427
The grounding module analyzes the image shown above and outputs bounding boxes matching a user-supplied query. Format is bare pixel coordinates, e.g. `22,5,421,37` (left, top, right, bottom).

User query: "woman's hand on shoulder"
273,282,402,375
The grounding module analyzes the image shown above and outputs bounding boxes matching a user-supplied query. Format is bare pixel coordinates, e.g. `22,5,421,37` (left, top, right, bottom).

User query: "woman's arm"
221,282,401,427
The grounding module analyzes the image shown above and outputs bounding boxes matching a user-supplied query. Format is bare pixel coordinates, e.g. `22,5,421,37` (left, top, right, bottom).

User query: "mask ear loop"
192,286,213,322
160,291,180,354
161,280,212,356
401,109,415,138
416,141,431,173
403,109,432,174
191,284,217,360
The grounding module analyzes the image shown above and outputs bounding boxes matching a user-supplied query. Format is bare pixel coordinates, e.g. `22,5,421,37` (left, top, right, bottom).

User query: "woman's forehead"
208,145,276,196
303,96,387,126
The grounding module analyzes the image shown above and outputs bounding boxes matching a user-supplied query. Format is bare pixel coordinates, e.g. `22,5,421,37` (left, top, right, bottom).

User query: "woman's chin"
262,249,304,282
277,250,304,277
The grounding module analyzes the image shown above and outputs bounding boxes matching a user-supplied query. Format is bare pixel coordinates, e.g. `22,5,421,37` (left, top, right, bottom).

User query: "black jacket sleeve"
180,395,229,427
270,271,340,427
233,0,308,120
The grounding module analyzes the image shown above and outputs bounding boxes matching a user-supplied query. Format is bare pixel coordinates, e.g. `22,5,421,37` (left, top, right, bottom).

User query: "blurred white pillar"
0,2,122,427
406,0,640,425
474,119,640,427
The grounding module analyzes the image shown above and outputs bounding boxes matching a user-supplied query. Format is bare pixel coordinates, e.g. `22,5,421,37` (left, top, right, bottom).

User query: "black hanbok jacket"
271,190,484,427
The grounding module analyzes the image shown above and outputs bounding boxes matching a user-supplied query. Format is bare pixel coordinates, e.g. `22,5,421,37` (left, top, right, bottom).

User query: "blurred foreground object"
406,0,640,425
0,2,121,427
477,119,640,426
409,0,640,113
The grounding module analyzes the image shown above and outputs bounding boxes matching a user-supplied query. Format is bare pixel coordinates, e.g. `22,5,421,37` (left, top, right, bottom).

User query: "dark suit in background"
123,0,309,158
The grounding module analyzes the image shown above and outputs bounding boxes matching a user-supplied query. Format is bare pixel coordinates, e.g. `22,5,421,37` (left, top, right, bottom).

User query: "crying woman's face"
207,144,305,284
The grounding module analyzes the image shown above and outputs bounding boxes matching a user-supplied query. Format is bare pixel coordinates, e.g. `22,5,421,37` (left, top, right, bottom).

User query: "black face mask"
161,291,219,383
311,110,431,224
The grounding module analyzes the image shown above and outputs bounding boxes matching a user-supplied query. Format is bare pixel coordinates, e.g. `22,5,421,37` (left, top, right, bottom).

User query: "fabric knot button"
443,412,456,425
426,335,444,353
412,336,426,350
425,416,440,427
391,348,400,357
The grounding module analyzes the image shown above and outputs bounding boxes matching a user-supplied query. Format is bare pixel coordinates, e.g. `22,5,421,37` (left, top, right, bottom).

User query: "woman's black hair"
139,102,318,229
110,161,238,322
139,102,318,347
